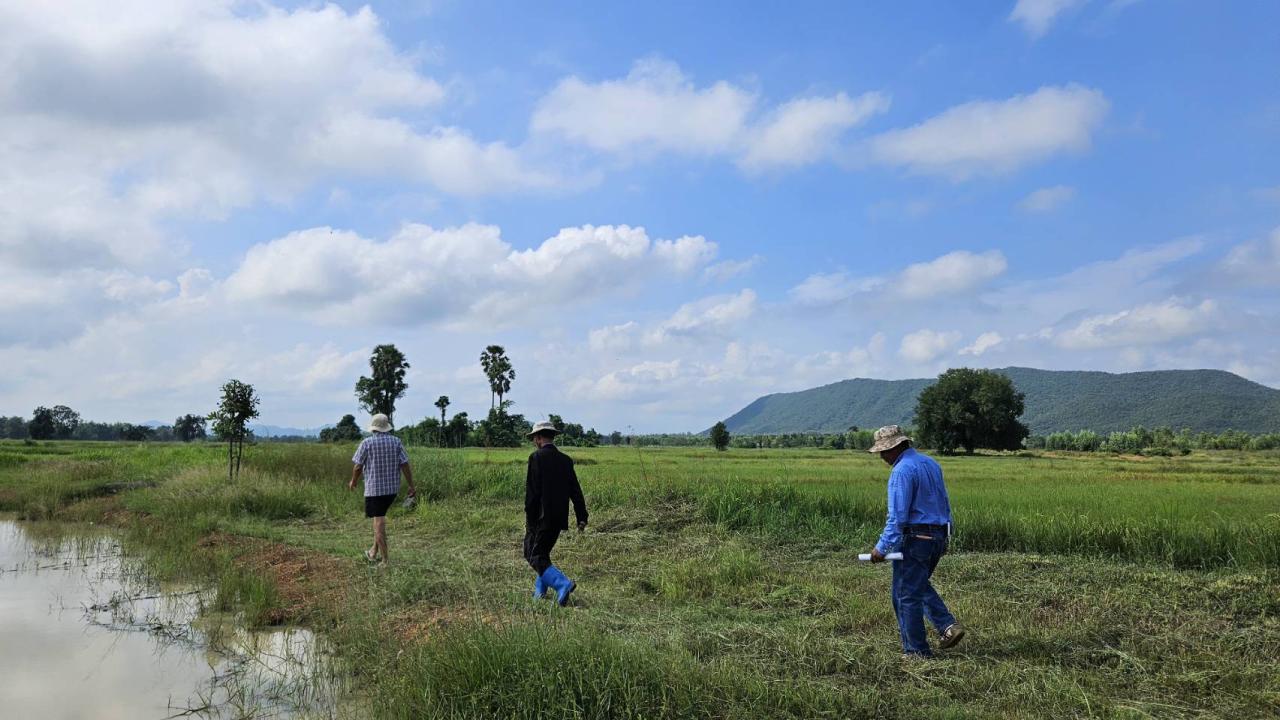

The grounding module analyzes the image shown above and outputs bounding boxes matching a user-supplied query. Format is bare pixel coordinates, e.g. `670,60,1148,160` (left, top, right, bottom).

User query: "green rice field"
1,440,1277,718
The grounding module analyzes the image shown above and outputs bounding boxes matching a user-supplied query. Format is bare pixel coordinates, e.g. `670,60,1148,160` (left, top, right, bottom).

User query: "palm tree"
479,345,516,410
434,395,450,426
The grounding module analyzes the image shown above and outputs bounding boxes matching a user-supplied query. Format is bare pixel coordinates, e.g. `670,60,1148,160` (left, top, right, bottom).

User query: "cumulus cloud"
224,223,718,328
739,92,890,171
1052,298,1220,349
1009,0,1087,38
0,1,549,275
899,329,961,363
1019,185,1076,212
648,290,758,343
532,57,886,171
959,332,1005,356
896,250,1009,299
789,250,1007,306
868,85,1108,179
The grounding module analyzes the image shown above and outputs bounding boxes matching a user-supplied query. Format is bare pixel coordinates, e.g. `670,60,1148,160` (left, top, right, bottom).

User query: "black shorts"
364,493,397,518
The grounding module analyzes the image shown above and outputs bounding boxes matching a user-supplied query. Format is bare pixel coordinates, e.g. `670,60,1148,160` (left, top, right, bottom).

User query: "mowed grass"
1,440,1278,718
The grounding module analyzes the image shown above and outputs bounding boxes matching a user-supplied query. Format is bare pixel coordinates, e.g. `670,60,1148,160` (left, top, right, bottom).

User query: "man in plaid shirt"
349,413,416,564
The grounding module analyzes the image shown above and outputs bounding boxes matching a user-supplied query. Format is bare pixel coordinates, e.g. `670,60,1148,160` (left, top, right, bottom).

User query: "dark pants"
891,533,957,656
523,525,561,575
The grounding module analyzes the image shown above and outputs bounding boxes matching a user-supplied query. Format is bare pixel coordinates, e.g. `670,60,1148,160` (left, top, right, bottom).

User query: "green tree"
50,405,81,439
173,414,207,442
355,344,410,425
445,412,470,448
710,421,731,451
609,430,623,446
914,368,1029,454
28,406,56,440
207,379,260,481
434,395,450,428
479,345,515,409
2,416,28,439
320,414,363,443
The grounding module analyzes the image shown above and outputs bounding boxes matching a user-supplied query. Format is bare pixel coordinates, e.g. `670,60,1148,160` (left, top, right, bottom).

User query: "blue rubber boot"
540,566,576,607
533,574,548,600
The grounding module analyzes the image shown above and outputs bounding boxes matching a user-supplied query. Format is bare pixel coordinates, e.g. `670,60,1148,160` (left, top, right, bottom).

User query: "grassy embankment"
1,440,1277,718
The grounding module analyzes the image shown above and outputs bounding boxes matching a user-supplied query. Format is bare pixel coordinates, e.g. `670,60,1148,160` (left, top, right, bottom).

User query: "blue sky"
1,0,1278,432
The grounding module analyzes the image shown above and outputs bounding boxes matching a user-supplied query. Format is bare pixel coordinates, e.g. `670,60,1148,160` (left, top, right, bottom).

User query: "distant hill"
721,367,1280,435
249,423,325,438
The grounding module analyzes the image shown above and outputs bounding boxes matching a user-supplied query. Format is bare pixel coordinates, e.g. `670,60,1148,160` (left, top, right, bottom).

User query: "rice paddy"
1,440,1277,718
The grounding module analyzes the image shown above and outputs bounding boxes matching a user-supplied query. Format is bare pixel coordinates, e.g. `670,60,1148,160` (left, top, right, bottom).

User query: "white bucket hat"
527,421,559,439
868,425,911,453
368,414,392,433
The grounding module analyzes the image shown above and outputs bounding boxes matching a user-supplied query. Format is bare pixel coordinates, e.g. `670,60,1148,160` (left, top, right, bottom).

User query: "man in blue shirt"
867,425,964,658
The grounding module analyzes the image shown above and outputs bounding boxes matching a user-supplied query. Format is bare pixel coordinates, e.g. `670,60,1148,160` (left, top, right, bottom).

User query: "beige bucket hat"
868,425,911,453
527,421,559,439
368,413,392,433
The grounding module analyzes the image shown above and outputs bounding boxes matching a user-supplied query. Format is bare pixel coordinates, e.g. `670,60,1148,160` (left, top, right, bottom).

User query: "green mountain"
721,367,1280,435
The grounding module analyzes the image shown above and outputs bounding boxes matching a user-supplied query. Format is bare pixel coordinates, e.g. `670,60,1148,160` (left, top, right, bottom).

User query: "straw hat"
527,421,559,439
868,425,911,453
368,414,393,433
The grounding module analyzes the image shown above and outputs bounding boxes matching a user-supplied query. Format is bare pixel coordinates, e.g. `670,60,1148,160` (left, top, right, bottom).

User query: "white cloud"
224,223,718,328
588,322,640,354
1052,298,1220,349
0,1,549,276
739,92,890,171
1217,227,1280,287
899,329,962,363
703,256,762,283
532,57,885,171
789,271,882,306
648,290,758,343
896,250,1009,299
1019,185,1076,212
868,85,1108,179
789,250,1008,307
1009,0,1088,38
959,332,1005,356
532,57,754,155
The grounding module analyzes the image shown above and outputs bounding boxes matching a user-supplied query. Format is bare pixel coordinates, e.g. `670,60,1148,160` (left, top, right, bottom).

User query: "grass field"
1,440,1278,718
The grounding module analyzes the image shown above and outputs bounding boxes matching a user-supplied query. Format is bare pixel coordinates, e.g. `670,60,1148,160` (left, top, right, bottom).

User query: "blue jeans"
891,533,956,656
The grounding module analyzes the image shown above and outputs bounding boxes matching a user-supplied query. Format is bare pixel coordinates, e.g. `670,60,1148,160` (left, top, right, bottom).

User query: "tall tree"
710,421,731,451
434,395,450,427
173,414,208,442
914,368,1030,454
28,406,56,440
50,405,81,439
479,345,515,409
207,379,260,481
355,344,410,425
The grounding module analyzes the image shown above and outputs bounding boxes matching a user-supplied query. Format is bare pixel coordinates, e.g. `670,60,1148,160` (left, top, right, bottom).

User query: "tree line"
0,408,209,442
319,343,609,449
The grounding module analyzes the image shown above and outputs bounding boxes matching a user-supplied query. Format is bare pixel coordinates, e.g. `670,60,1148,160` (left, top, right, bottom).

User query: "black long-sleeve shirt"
525,443,588,530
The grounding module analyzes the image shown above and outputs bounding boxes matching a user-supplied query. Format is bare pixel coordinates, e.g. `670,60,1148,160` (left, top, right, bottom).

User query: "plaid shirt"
352,432,408,497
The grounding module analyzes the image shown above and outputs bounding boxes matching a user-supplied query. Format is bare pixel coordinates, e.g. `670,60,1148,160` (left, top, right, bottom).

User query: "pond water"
0,520,347,719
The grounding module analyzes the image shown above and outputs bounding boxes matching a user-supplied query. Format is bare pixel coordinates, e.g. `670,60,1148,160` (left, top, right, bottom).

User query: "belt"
905,523,948,533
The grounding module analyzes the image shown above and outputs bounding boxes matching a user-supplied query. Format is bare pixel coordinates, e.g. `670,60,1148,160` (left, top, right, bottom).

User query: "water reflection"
0,520,347,719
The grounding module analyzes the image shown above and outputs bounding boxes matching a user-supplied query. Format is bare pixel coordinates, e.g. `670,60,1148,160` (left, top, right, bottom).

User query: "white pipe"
858,552,903,561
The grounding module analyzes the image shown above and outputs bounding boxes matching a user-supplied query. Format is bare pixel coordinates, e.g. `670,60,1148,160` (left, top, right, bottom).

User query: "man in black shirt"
524,421,588,606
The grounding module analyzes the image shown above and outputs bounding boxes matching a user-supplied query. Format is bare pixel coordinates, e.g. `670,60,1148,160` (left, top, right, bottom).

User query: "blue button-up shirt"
875,447,952,554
